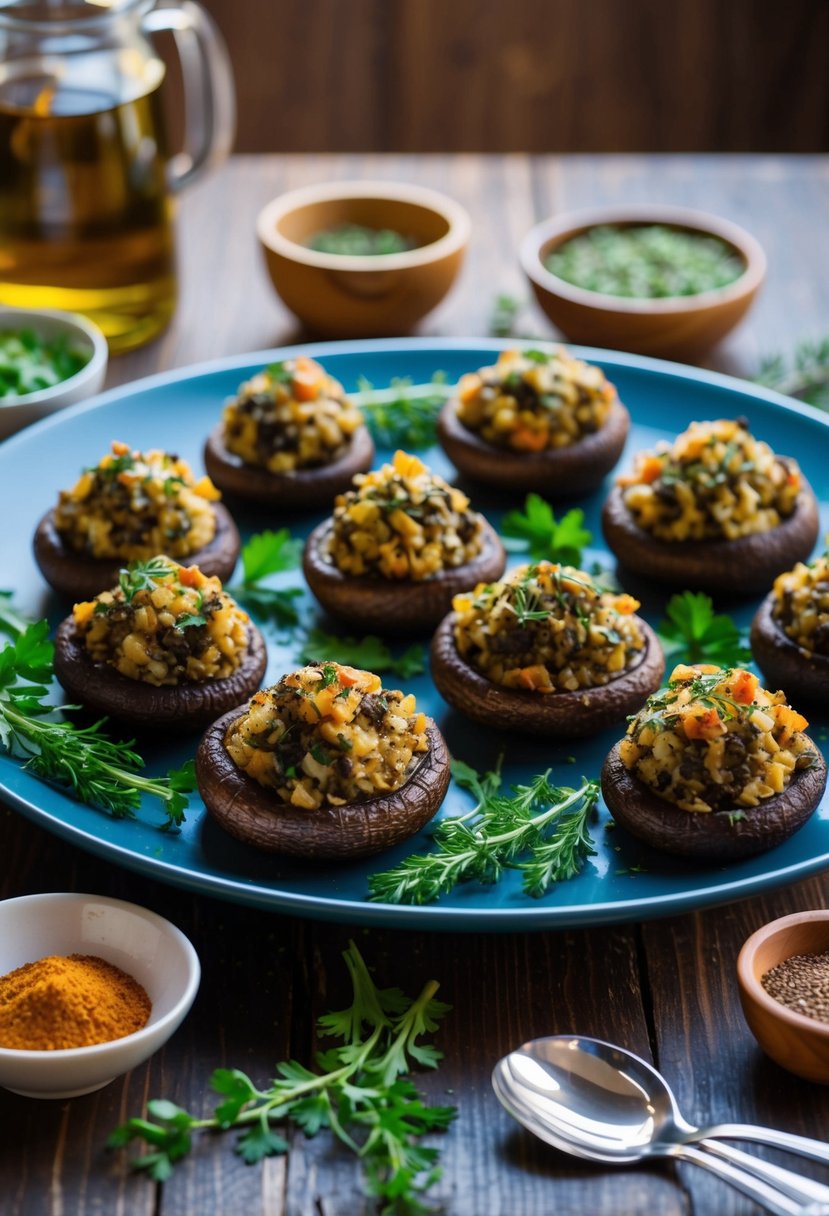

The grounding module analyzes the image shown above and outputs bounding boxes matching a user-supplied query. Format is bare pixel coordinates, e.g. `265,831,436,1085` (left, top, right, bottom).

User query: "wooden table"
3,154,829,1216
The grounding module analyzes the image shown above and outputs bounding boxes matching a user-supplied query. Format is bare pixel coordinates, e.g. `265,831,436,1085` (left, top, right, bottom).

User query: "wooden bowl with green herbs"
256,180,470,338
520,206,766,361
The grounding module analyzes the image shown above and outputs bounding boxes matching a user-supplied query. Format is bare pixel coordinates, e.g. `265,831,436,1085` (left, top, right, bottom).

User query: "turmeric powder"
0,954,151,1050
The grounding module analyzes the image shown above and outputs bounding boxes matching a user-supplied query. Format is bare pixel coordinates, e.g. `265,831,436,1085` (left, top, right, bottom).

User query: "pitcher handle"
143,0,236,191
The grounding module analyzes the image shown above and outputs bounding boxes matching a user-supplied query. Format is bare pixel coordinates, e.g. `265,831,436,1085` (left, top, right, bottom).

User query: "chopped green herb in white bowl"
0,308,108,441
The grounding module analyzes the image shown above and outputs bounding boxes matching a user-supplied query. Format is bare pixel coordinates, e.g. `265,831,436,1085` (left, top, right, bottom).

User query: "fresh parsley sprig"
0,590,29,639
352,374,451,449
755,336,829,412
657,591,752,667
109,941,455,1213
501,493,592,566
299,628,426,679
368,760,598,904
230,528,304,627
0,620,194,828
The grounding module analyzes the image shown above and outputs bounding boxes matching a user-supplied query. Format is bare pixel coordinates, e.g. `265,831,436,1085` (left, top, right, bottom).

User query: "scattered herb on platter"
352,373,452,449
299,628,426,680
368,759,598,904
0,591,29,639
755,335,829,412
657,591,752,667
0,327,90,398
230,528,304,627
109,940,455,1213
501,493,592,566
0,619,195,829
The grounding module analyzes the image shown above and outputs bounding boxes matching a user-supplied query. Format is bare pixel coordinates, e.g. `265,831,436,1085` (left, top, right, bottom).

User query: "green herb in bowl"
544,224,745,299
0,328,90,398
305,223,418,256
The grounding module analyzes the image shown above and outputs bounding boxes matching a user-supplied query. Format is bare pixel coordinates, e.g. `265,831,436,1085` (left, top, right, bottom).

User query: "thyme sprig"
352,374,451,449
755,336,829,411
0,620,194,828
368,760,598,904
109,941,455,1213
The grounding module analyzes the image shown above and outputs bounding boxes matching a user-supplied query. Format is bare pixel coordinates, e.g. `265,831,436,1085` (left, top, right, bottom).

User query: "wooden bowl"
257,180,470,338
33,502,241,600
520,206,766,360
601,481,820,595
303,515,506,635
737,912,829,1083
436,396,630,498
203,422,374,508
196,715,450,859
430,613,664,737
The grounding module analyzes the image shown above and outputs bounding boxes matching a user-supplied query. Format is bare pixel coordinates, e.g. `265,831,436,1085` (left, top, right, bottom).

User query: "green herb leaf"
299,628,426,679
109,942,454,1212
0,591,30,639
755,336,829,412
240,529,302,583
657,591,752,667
352,374,451,450
501,494,592,565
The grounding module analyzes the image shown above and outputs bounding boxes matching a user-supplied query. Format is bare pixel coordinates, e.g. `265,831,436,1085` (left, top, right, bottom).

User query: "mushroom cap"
302,515,506,635
33,503,242,601
430,612,665,737
601,741,827,861
196,715,450,859
203,423,375,508
601,481,820,595
437,396,630,497
53,615,268,733
751,592,829,705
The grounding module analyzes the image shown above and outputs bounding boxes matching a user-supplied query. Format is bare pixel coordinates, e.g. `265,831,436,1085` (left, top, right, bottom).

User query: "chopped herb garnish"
0,327,90,398
352,373,451,450
299,628,426,680
230,529,304,628
501,493,592,565
657,591,752,667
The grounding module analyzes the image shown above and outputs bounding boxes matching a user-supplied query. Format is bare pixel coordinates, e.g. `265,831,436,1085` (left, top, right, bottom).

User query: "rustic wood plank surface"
2,154,829,1216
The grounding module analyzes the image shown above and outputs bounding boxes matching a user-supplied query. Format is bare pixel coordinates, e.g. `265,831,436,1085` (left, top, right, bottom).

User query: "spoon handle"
702,1124,829,1167
672,1144,809,1216
699,1138,829,1208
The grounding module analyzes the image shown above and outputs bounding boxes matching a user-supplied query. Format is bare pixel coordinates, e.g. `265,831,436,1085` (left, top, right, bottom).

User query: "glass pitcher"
0,0,235,352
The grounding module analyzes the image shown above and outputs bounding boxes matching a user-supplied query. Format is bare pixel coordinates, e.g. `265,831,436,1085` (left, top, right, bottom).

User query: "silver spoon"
493,1035,829,1215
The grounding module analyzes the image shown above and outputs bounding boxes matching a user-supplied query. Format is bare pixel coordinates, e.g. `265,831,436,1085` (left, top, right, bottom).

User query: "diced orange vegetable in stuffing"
681,707,726,740
178,565,201,587
772,703,809,743
615,594,640,615
726,669,759,704
515,664,554,691
637,455,664,484
510,428,548,452
72,600,95,625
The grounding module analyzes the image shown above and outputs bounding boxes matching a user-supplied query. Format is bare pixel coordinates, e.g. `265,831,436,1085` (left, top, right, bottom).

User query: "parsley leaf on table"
657,591,752,667
501,493,592,566
109,941,455,1213
299,628,426,679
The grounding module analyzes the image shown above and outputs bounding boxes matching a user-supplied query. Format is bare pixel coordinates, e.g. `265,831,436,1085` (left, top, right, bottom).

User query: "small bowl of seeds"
737,911,829,1084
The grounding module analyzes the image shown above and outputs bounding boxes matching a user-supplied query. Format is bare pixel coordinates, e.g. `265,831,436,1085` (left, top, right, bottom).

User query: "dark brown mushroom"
601,481,819,595
302,515,506,635
430,612,664,737
33,503,242,601
751,592,829,705
437,397,630,498
203,423,375,508
196,715,450,859
601,742,827,861
53,615,267,733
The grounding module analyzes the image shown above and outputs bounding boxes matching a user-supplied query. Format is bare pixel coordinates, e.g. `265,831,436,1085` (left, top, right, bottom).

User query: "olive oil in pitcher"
0,51,177,353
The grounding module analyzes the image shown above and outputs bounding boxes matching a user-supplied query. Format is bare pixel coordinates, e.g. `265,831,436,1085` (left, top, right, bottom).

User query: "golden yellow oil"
0,51,177,353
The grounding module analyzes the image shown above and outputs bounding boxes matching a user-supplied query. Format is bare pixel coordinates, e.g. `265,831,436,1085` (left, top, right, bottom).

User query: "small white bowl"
0,892,200,1099
0,307,108,441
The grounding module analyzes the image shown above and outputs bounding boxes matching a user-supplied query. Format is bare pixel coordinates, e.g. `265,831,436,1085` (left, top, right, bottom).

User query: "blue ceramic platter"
2,338,828,929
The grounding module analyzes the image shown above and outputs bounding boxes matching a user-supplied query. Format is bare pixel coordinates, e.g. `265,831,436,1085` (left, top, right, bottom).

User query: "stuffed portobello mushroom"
751,552,829,704
430,562,664,737
196,661,450,858
54,556,266,732
34,441,240,599
204,355,374,508
303,450,506,634
601,418,819,594
601,664,826,861
437,346,629,497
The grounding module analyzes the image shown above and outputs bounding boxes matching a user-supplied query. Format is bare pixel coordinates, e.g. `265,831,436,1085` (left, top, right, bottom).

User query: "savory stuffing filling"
53,441,221,561
618,418,802,542
324,450,484,580
223,662,429,809
452,563,646,692
454,347,616,452
221,356,364,472
620,664,817,812
71,556,250,686
772,554,829,655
